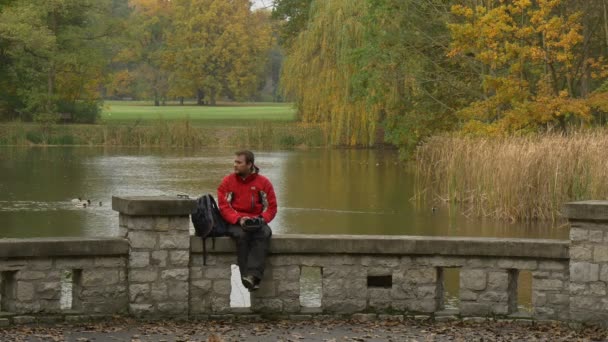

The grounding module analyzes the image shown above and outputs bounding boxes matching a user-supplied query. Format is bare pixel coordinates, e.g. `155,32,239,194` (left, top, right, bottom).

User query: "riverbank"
0,121,326,149
415,130,608,222
0,316,604,341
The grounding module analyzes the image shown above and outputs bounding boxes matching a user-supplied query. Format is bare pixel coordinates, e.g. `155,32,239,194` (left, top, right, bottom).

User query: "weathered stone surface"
563,200,608,221
496,259,537,270
129,251,150,268
212,280,231,296
461,270,486,291
159,233,189,249
169,251,190,266
323,299,366,313
15,271,46,281
151,251,168,267
112,196,196,216
538,260,566,271
128,231,157,249
570,245,592,261
55,257,95,269
37,282,60,300
168,282,189,300
16,281,34,301
129,284,150,303
95,257,126,268
487,271,509,291
589,230,604,243
129,270,158,283
12,316,35,324
534,278,564,291
160,268,189,281
593,246,608,262
570,262,599,282
570,228,589,241
129,303,154,316
82,269,120,286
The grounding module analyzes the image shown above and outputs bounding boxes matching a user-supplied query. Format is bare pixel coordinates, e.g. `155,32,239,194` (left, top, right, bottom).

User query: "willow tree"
281,0,375,146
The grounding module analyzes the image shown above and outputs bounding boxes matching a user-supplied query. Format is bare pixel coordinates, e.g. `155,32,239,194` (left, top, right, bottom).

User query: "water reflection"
0,146,568,240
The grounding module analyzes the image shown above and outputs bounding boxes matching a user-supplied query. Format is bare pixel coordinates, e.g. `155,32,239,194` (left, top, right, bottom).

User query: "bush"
57,100,101,124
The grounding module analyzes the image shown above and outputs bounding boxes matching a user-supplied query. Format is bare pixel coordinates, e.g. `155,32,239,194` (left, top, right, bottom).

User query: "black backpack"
191,194,228,265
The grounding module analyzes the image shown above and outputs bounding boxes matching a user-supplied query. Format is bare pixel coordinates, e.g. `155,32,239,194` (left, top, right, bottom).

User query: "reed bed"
0,120,326,149
415,131,608,222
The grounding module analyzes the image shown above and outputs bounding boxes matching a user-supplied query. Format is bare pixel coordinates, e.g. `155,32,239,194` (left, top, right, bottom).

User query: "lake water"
0,146,568,239
0,146,569,309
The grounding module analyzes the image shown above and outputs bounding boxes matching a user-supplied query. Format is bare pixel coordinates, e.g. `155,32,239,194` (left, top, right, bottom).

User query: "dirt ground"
0,317,607,342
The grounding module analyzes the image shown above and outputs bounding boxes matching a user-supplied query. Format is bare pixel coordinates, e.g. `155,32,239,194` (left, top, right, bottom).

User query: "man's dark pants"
227,224,272,280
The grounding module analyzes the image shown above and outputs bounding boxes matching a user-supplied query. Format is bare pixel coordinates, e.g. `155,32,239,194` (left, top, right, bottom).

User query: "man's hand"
239,216,252,227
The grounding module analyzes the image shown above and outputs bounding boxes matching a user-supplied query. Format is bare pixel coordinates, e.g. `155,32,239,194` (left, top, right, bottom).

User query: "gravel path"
1,318,607,342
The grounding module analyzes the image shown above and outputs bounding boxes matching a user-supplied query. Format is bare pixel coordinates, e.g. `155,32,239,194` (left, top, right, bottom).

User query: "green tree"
166,0,272,105
0,0,119,122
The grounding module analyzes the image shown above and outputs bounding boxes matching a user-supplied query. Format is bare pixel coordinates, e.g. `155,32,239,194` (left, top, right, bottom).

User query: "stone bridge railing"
0,197,606,326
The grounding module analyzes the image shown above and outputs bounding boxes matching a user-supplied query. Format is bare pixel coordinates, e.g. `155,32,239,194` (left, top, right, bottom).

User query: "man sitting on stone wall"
217,150,277,291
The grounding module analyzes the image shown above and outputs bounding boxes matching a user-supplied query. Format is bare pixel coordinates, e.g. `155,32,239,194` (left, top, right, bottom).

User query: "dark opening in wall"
0,271,17,312
367,275,392,288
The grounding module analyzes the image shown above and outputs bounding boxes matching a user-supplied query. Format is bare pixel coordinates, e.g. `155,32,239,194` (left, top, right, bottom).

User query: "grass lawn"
101,100,296,125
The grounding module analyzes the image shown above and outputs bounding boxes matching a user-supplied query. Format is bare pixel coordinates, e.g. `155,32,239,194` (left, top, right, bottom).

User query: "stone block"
170,251,190,267
570,245,592,261
95,257,126,268
323,266,365,279
160,268,189,281
487,271,509,291
155,217,170,231
416,256,465,267
460,302,493,316
169,216,190,230
570,262,599,282
568,283,587,295
26,259,53,270
538,261,566,271
16,281,34,301
168,282,189,300
496,259,537,270
150,283,168,301
367,267,394,277
360,256,400,267
270,255,302,266
129,284,150,303
129,217,156,230
37,282,60,300
533,278,564,291
589,230,604,243
277,281,299,298
466,258,497,268
594,246,608,262
191,280,212,292
589,282,606,296
0,318,9,327
600,265,608,282
158,301,188,315
546,293,569,305
252,298,283,312
82,269,120,286
570,228,589,241
15,271,46,281
129,269,158,283
159,233,189,249
151,251,168,267
368,288,391,302
403,267,437,284
129,251,150,268
460,289,478,301
408,299,438,313
55,257,95,269
12,316,35,324
212,280,231,296
352,313,377,321
129,303,154,316
271,266,301,281
128,231,157,249
322,298,366,313
415,285,437,299
461,269,486,291
479,291,508,302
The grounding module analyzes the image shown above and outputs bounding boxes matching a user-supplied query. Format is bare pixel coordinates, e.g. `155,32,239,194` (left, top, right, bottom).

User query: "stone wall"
0,238,128,325
2,197,608,326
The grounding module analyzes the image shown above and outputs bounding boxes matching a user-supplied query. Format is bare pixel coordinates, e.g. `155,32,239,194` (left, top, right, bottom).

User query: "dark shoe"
241,275,256,290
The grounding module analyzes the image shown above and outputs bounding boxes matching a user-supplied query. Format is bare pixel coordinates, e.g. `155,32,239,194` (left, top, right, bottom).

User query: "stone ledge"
112,196,196,216
0,237,128,258
563,201,608,222
190,235,569,259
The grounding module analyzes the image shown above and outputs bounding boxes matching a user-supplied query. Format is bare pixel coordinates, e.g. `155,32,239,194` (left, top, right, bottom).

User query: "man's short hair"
235,150,255,165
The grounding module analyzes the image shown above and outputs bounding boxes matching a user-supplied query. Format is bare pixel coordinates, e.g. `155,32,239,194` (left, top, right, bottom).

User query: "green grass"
101,101,297,125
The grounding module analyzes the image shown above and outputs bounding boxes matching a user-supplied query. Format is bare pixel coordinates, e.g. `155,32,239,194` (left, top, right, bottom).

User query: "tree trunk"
197,89,204,105
180,97,184,105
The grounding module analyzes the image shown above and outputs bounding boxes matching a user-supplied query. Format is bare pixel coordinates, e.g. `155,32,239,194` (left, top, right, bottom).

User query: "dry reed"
414,131,608,222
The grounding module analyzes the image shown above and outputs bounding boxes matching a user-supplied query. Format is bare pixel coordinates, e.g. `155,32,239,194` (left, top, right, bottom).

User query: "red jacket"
217,172,277,225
